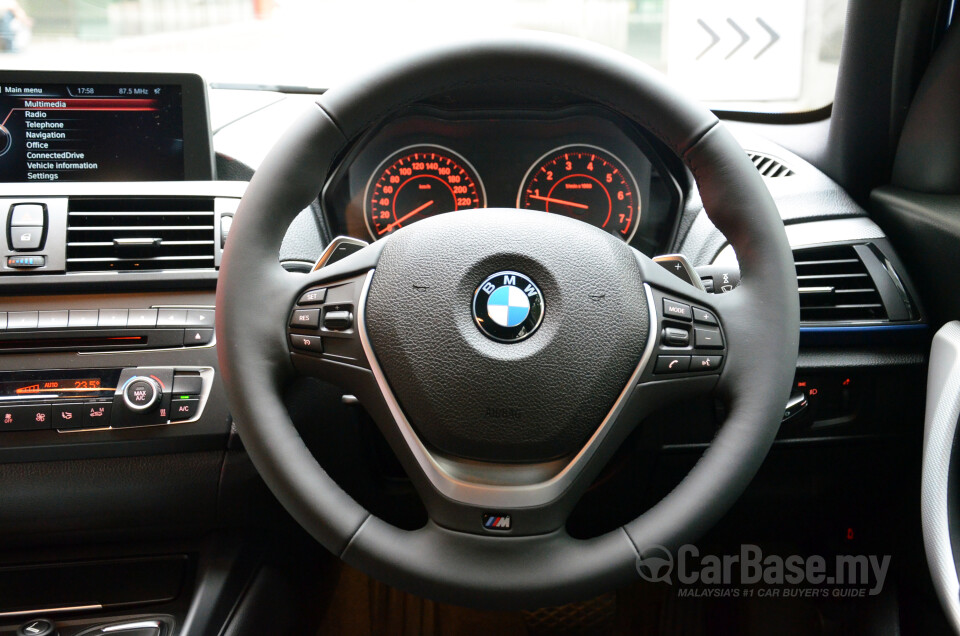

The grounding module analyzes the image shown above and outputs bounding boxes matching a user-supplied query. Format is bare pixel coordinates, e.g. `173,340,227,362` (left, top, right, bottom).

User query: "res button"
290,309,320,329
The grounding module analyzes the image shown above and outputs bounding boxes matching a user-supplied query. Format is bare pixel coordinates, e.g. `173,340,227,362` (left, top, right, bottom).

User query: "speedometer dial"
364,145,485,239
517,144,640,241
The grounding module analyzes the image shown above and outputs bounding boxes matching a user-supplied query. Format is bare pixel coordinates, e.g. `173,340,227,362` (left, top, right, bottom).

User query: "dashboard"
0,69,933,633
322,107,682,256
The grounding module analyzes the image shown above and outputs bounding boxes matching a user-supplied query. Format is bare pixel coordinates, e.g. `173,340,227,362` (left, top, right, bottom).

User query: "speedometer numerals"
364,144,485,239
517,144,640,241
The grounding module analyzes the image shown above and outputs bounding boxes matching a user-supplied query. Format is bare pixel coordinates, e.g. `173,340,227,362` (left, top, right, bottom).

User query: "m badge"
482,513,512,531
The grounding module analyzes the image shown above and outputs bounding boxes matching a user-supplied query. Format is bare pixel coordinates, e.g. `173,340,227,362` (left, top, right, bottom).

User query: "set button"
298,288,327,305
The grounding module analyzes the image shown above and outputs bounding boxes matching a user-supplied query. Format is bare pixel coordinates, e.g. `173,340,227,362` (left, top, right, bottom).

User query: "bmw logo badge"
472,271,544,342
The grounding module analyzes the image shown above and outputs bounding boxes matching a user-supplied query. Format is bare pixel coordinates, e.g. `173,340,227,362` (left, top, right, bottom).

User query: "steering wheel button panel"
662,297,692,320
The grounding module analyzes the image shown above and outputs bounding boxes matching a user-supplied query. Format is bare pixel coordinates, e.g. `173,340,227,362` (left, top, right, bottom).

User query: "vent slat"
66,255,214,263
68,211,214,216
794,244,886,322
66,197,215,273
746,151,795,178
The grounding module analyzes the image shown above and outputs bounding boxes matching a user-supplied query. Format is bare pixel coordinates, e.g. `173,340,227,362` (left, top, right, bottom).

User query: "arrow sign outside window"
667,0,805,102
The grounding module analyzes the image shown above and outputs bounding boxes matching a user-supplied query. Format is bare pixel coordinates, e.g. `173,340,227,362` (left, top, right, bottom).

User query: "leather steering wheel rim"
216,32,799,609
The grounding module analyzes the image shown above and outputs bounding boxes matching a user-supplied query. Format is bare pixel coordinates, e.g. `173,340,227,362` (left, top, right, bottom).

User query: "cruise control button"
290,309,320,329
662,327,690,347
290,333,323,353
298,288,327,305
54,402,84,429
170,398,199,420
694,327,724,349
11,226,42,250
655,355,690,373
184,328,214,346
662,298,692,321
691,355,723,371
693,307,718,325
323,310,353,330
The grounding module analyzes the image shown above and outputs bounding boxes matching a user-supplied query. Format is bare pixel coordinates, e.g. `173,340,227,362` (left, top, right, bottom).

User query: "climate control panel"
0,366,213,433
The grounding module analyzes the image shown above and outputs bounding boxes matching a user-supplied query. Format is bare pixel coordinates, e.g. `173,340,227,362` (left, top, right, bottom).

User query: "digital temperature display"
14,378,102,394
0,368,122,403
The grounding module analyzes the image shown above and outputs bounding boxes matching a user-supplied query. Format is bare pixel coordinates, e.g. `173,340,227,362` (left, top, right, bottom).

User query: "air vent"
747,151,794,178
66,197,216,273
795,244,886,322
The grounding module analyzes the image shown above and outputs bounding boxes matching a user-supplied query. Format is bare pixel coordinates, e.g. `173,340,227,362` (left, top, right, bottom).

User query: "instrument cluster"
323,107,683,255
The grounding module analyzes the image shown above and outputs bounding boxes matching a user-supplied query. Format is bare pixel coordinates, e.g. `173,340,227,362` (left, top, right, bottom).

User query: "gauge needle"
380,200,434,234
528,194,589,210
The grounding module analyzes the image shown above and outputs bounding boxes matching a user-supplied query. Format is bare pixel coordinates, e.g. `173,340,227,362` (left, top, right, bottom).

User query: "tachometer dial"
517,144,640,241
364,145,485,239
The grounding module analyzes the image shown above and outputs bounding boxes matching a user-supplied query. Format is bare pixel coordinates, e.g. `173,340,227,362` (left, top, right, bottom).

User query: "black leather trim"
892,23,960,194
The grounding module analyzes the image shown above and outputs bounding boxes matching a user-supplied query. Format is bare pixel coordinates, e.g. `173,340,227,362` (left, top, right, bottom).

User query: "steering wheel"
216,33,799,609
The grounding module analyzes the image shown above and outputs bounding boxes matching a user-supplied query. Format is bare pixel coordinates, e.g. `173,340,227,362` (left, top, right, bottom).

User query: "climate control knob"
122,376,162,411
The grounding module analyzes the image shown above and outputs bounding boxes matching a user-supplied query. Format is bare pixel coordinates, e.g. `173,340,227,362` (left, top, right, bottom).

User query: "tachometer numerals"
364,145,485,239
517,144,640,241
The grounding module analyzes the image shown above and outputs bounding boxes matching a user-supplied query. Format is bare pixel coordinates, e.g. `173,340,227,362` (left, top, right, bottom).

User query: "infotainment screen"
0,71,213,182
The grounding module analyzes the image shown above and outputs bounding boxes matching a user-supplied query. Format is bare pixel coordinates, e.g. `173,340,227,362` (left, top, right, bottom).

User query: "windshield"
7,0,846,113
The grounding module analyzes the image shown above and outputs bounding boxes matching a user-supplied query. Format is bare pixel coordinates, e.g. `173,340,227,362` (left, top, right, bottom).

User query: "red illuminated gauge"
517,144,640,241
364,145,485,239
